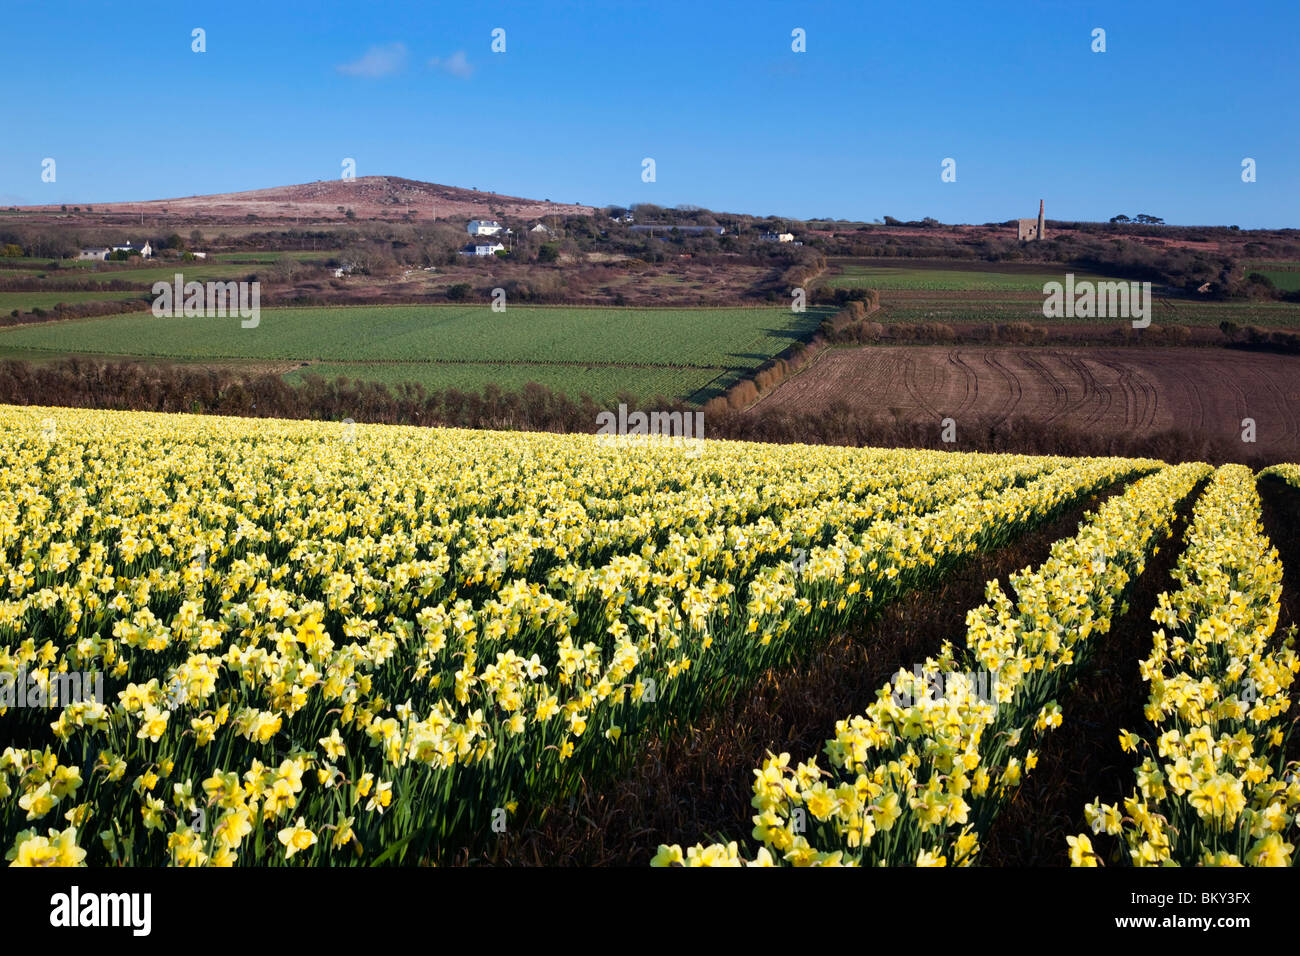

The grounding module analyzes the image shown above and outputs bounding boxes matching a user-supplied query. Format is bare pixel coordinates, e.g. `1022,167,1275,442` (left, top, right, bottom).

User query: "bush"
992,322,1047,344
915,322,956,342
1270,331,1300,353
727,380,759,409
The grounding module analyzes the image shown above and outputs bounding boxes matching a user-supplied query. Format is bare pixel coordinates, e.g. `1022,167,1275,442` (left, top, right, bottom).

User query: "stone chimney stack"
1037,199,1045,240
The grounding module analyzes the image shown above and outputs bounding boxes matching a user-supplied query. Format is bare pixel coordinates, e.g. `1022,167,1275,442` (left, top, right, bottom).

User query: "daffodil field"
1070,465,1298,867
653,463,1214,866
0,406,1295,867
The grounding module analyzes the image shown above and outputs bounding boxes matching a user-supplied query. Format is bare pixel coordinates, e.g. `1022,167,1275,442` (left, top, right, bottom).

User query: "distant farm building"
467,219,503,236
109,241,153,258
1017,201,1046,241
460,240,505,256
77,247,110,261
529,222,554,237
760,232,795,243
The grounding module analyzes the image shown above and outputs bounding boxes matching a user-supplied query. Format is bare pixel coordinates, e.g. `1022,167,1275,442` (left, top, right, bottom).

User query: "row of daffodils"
1070,465,1298,867
654,462,1211,866
0,406,1155,865
1260,463,1300,492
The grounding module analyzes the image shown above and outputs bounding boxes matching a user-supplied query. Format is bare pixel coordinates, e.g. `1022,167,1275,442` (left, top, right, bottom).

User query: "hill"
15,175,596,224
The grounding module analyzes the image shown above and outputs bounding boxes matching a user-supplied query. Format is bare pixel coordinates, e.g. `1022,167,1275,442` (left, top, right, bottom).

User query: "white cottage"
109,240,153,258
459,240,506,256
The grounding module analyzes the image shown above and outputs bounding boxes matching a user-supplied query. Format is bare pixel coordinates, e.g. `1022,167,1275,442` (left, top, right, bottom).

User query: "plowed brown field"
752,346,1300,459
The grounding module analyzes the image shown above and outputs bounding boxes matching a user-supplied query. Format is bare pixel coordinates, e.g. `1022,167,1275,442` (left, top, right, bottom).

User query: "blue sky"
2,0,1296,227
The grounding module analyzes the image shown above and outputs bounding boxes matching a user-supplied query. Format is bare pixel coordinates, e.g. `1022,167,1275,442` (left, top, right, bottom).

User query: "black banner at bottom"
0,865,1284,941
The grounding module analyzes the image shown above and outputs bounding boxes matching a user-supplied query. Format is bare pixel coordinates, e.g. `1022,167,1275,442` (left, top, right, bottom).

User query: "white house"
191,251,208,260
467,220,503,236
759,232,795,243
530,222,554,237
109,240,153,258
77,247,110,261
460,240,506,256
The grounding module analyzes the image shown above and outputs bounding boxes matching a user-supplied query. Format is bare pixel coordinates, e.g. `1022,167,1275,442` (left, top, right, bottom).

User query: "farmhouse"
77,247,110,261
530,222,555,237
108,241,153,258
467,219,503,236
460,240,505,256
1017,201,1046,241
759,232,795,243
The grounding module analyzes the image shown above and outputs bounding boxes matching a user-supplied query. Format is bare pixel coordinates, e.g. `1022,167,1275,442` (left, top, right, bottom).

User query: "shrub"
727,380,759,409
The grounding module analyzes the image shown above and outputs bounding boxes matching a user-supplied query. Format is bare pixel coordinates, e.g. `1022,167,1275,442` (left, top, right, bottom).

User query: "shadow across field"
1259,477,1300,772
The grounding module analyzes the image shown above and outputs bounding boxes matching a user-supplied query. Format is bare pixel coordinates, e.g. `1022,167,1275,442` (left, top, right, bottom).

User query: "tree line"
0,357,1279,467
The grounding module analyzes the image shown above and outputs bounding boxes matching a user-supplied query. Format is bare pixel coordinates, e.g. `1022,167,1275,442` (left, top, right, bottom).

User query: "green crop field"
0,290,146,312
0,256,102,269
1243,259,1300,270
35,260,271,286
1257,270,1300,292
285,361,711,401
0,251,331,271
0,252,333,289
0,304,831,402
873,297,1300,328
824,262,1118,291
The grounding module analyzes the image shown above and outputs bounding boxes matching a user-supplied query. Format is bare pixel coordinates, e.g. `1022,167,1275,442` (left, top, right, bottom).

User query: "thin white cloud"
337,43,408,78
428,50,474,79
